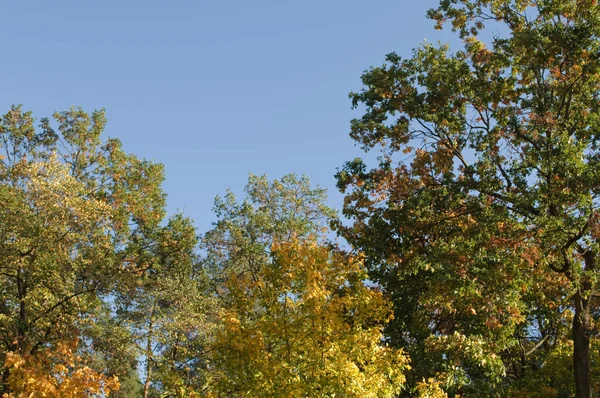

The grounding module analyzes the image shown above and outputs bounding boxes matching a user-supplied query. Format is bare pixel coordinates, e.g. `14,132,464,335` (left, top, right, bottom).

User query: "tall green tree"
0,105,169,395
336,1,600,396
86,305,143,398
116,213,214,398
202,175,408,397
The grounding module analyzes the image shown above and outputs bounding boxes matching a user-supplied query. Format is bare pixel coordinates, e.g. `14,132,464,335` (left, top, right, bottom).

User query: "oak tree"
336,1,600,396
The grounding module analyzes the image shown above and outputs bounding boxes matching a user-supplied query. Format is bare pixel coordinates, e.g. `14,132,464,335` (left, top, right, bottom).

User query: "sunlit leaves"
203,175,408,397
0,106,169,395
2,340,120,398
338,0,600,395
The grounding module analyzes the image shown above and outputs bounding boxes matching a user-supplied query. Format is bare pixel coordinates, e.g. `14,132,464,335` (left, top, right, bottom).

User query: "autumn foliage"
337,0,600,396
3,1,600,397
2,341,119,397
210,238,408,397
202,175,408,396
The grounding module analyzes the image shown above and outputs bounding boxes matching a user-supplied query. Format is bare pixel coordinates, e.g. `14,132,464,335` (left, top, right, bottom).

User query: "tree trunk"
1,368,10,396
573,290,592,398
143,366,151,398
143,301,155,398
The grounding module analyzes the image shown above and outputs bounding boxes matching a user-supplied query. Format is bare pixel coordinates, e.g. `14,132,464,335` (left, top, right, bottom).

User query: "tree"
202,175,408,397
85,305,143,398
115,214,214,398
0,106,168,394
336,1,600,397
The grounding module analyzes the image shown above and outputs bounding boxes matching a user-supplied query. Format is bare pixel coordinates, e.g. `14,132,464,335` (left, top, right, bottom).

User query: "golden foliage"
209,238,409,397
2,341,119,397
415,378,449,398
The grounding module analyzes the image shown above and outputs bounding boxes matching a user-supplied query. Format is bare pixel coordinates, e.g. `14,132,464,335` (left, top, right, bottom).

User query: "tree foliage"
336,1,600,396
115,214,214,398
203,175,408,397
2,340,120,398
8,3,600,394
0,105,178,396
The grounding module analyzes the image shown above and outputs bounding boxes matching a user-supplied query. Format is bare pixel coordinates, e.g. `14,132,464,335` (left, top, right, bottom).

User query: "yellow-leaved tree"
203,175,408,397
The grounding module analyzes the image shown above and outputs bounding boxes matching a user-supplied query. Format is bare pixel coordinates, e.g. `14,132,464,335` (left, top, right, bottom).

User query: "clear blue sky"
3,0,449,232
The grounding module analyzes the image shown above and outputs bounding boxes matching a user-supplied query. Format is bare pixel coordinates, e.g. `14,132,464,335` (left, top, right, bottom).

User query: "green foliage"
336,1,600,396
85,307,143,397
115,213,215,397
9,3,600,394
0,105,176,395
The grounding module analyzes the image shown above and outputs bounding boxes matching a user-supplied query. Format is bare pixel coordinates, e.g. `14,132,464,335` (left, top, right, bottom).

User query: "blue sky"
3,0,450,232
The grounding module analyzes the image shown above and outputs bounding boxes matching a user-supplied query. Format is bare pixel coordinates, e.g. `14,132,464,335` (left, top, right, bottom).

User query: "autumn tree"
0,105,176,395
202,175,408,397
336,1,600,397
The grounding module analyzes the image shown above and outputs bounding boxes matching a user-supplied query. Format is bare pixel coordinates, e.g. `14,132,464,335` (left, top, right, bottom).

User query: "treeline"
0,107,406,397
3,0,600,397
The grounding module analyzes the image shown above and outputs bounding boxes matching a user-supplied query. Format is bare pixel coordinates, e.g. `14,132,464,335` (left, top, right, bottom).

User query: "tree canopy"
202,175,408,397
336,0,600,396
4,1,600,397
0,106,203,397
